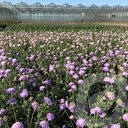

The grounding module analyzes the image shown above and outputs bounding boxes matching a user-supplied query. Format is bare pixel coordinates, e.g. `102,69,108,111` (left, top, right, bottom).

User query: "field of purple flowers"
0,25,128,128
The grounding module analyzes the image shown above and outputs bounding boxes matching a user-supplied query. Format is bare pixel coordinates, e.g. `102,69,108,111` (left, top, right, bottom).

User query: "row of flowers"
0,26,128,127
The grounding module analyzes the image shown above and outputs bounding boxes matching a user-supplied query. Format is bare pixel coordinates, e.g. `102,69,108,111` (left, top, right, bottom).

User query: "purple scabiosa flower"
102,67,109,72
0,69,4,74
78,79,84,85
65,100,69,107
68,71,74,75
71,85,77,91
4,69,11,74
106,92,115,100
7,98,17,104
60,104,66,110
40,67,45,71
31,101,40,110
79,70,85,76
60,98,65,104
69,115,74,120
72,74,79,79
123,71,128,76
90,107,103,115
65,57,70,61
0,118,4,127
32,82,37,87
46,113,55,121
75,67,79,70
29,55,35,61
122,62,128,67
49,65,55,72
122,113,128,121
68,89,73,92
69,65,75,70
103,77,115,84
39,120,50,128
110,123,121,128
1,61,6,67
11,122,24,128
18,75,26,81
6,88,16,94
0,109,6,115
124,51,128,55
125,86,128,91
20,89,29,98
62,125,67,128
99,112,106,118
44,97,52,106
68,82,75,87
43,80,52,85
11,58,17,65
19,68,25,73
116,99,126,108
88,63,93,67
39,86,46,91
104,63,110,67
76,118,86,128
68,102,76,113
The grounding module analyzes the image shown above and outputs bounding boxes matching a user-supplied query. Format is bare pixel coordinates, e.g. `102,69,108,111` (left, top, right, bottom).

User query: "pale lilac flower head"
39,120,50,128
1,61,6,67
122,62,128,67
60,104,66,110
104,63,110,67
7,98,17,104
123,71,128,76
102,67,109,72
44,97,52,106
78,79,84,85
29,55,35,61
18,75,26,81
72,74,79,79
11,122,24,128
90,107,103,114
106,92,115,100
20,89,29,98
69,65,75,70
4,69,11,74
12,58,17,65
43,80,52,85
103,77,115,84
79,70,85,75
68,102,76,113
46,113,55,121
76,118,86,128
110,123,121,128
31,101,40,110
39,86,46,91
69,71,74,75
125,86,128,91
0,109,6,115
49,65,55,72
123,113,128,121
6,88,16,94
68,82,75,87
62,125,67,128
0,118,4,127
19,68,25,73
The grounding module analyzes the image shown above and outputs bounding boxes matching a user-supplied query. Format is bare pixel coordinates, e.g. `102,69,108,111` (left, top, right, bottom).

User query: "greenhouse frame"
1,1,128,22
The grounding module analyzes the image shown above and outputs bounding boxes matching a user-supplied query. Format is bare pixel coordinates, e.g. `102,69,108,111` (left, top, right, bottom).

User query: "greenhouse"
0,1,128,22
